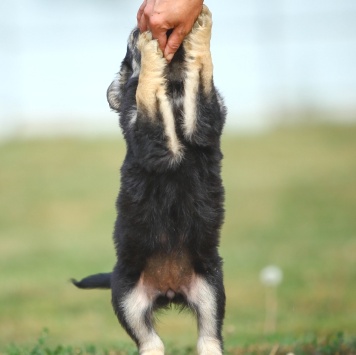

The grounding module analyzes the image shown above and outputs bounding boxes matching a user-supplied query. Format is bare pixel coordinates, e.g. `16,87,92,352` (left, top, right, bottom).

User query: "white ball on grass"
260,265,283,286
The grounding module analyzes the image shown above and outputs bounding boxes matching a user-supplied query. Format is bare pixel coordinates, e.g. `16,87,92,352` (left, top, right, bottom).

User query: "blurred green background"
1,124,355,352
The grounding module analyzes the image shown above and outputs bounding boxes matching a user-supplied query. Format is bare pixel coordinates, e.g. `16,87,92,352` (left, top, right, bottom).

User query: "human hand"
137,0,204,62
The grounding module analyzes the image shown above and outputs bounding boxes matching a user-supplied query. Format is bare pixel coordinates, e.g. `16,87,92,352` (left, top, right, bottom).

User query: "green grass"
4,329,356,355
0,124,355,353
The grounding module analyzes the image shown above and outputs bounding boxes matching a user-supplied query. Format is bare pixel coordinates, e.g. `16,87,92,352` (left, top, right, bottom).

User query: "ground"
0,124,355,354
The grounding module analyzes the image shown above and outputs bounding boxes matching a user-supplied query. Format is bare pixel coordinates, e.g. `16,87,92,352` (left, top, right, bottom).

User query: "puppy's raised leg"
188,274,225,355
112,276,164,355
183,5,214,139
136,32,182,158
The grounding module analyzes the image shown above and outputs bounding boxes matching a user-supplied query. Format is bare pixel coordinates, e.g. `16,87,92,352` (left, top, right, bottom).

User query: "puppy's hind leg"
112,274,164,355
188,273,225,355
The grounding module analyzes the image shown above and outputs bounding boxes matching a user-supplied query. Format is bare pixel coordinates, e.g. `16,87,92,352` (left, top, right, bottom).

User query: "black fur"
71,273,111,289
73,6,226,353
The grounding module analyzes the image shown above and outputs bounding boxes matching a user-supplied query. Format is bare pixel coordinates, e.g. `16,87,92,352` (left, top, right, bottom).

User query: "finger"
138,13,148,32
154,30,168,54
148,12,169,53
139,0,155,32
137,0,150,33
136,0,147,24
150,19,168,53
164,26,187,62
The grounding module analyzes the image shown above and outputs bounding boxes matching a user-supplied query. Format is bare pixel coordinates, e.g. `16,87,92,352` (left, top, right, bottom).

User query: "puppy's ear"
107,73,123,111
107,54,133,112
107,28,141,112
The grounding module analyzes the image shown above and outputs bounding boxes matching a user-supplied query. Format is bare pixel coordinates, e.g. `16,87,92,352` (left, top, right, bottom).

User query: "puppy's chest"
166,80,185,111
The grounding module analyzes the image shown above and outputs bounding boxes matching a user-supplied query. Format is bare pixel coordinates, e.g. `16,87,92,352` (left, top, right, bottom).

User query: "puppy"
72,5,226,354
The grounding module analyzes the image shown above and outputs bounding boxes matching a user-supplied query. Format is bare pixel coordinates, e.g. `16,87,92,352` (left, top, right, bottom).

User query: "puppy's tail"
71,272,111,289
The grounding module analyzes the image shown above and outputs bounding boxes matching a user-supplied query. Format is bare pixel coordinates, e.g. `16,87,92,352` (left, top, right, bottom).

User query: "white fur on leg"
187,275,222,355
121,281,164,355
140,335,165,355
197,337,222,355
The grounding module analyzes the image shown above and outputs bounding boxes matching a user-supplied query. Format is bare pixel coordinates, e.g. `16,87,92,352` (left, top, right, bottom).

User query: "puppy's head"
107,28,141,112
107,28,187,113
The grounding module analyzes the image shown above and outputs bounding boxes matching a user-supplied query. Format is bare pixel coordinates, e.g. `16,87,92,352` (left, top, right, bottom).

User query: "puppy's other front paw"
185,5,212,54
138,31,163,57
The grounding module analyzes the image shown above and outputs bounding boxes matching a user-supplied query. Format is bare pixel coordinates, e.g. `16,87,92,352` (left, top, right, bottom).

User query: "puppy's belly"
141,250,194,299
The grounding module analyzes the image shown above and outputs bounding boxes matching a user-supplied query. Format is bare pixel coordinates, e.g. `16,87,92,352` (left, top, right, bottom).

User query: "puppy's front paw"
136,31,167,120
138,31,163,58
137,31,152,50
194,4,212,33
185,5,212,55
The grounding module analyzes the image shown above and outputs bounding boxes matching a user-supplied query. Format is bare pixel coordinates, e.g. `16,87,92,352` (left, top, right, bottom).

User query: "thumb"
164,26,187,62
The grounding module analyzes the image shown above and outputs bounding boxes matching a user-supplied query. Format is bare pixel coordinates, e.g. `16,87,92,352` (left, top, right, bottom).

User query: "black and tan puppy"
72,5,226,354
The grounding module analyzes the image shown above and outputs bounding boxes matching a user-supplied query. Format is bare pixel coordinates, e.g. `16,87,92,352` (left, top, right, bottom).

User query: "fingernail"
166,53,174,62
